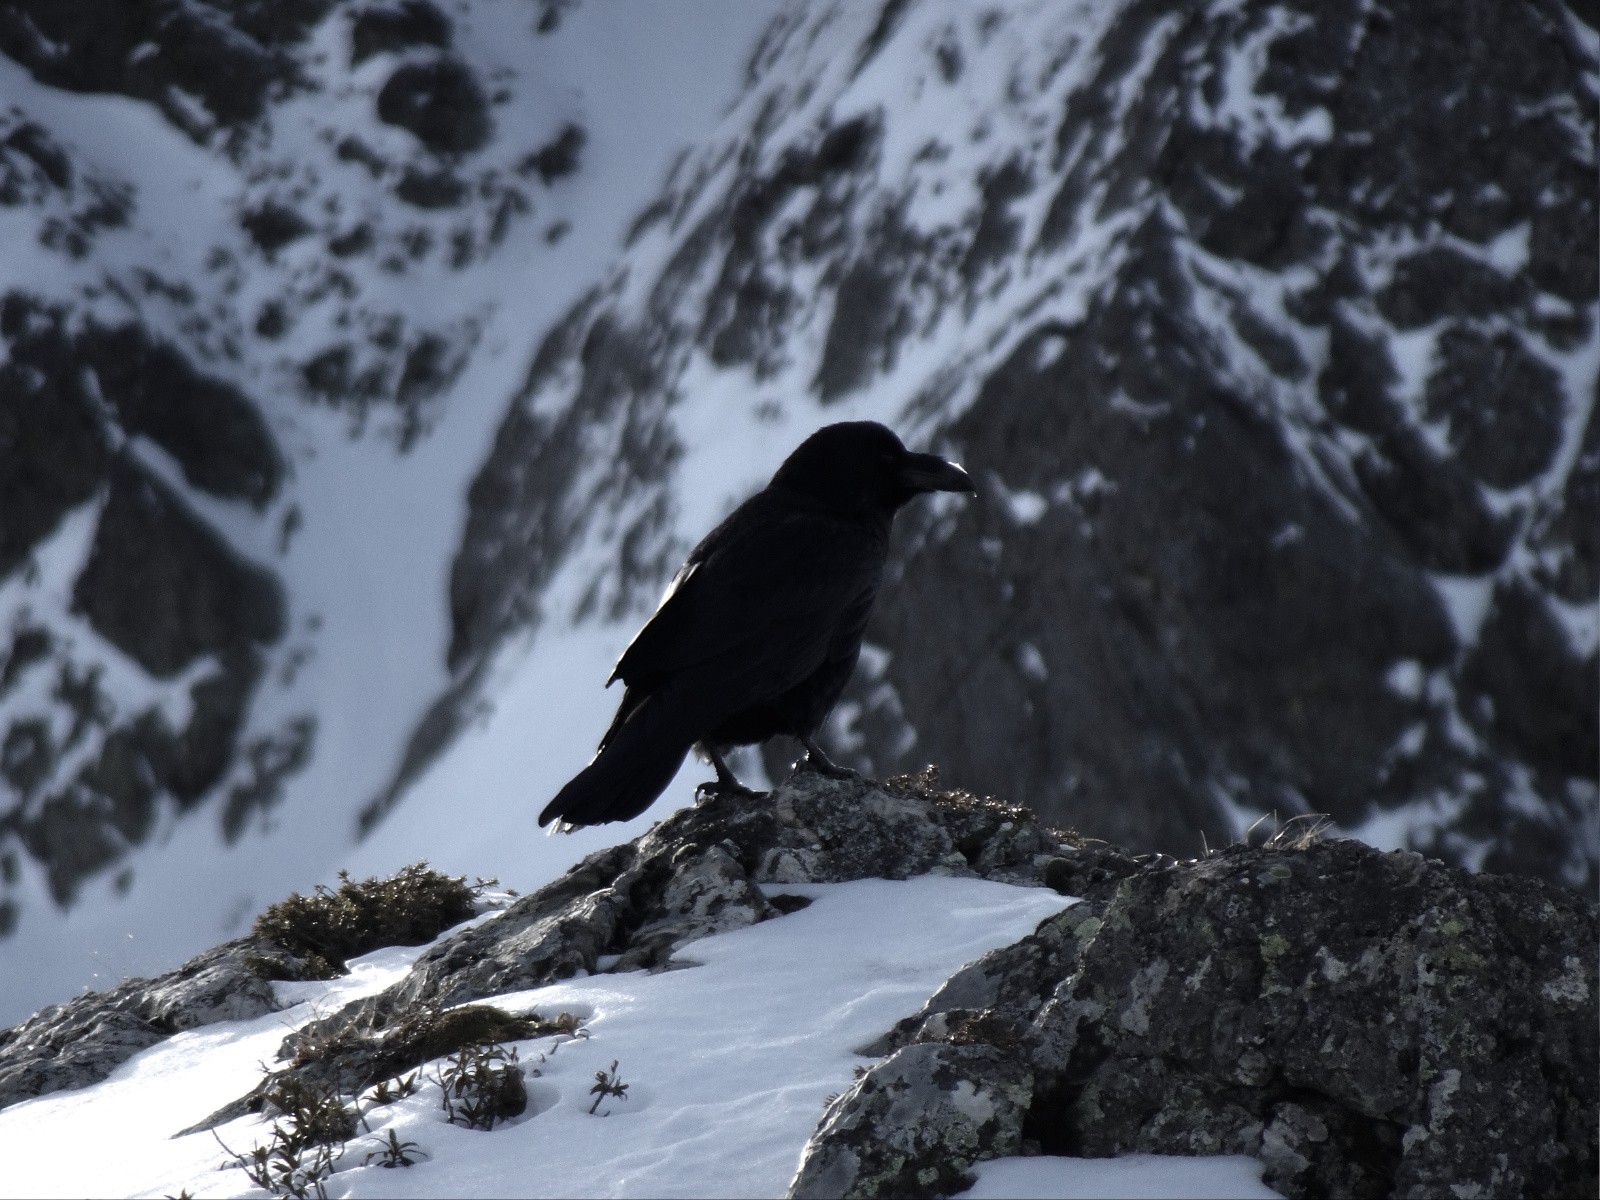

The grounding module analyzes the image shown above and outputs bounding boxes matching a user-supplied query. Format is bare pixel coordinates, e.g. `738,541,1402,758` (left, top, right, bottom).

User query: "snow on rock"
186,766,1089,1130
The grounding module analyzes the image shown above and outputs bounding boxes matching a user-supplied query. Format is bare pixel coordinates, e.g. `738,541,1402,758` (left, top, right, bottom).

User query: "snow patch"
961,1152,1281,1199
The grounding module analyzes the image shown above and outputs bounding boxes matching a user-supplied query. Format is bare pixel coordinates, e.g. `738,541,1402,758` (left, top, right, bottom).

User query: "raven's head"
771,421,974,513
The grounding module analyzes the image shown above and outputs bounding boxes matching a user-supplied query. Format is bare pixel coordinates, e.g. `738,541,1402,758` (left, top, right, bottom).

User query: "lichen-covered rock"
0,936,282,1110
858,900,1113,1060
789,1043,1032,1200
803,833,1597,1199
1029,838,1597,1200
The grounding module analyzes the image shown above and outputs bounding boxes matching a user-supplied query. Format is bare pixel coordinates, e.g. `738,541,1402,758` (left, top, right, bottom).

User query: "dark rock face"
1,0,563,932
800,833,1597,1200
854,0,1597,886
72,462,284,680
376,56,492,157
0,295,288,904
0,0,338,138
414,0,1597,890
350,0,452,67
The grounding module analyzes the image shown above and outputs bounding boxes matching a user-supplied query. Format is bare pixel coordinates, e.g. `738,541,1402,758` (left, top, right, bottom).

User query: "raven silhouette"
539,420,973,828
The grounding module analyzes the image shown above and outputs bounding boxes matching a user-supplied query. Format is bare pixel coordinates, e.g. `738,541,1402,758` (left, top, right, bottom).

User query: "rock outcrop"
793,823,1598,1199
0,862,480,1111
0,934,284,1111
194,767,1124,1127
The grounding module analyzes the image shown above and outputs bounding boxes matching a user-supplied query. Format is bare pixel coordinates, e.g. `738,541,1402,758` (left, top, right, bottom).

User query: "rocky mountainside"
0,0,776,1020
410,0,1598,886
0,0,1594,1021
0,0,580,908
2,771,1593,1198
0,0,622,901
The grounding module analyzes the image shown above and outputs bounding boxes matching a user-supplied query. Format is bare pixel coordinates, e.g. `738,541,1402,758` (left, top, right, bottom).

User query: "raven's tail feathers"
537,693,693,828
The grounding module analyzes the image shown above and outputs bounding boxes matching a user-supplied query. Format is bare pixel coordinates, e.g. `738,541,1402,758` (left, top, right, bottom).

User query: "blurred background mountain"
0,0,1594,1025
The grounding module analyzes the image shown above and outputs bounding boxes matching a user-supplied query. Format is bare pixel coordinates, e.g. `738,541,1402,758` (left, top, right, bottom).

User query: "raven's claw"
697,745,763,801
798,736,861,781
696,777,760,802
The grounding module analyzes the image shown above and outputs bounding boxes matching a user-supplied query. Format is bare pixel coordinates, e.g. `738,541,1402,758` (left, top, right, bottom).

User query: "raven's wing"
605,493,885,727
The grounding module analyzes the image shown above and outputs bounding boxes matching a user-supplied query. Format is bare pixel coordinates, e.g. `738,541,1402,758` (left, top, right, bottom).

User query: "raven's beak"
899,452,975,494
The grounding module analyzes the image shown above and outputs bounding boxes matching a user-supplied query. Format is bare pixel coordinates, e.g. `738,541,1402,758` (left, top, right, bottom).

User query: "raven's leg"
799,735,861,781
696,744,761,799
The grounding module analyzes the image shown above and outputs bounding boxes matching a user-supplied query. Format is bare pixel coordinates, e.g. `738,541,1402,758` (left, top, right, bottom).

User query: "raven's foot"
797,736,861,781
695,777,761,802
697,746,762,801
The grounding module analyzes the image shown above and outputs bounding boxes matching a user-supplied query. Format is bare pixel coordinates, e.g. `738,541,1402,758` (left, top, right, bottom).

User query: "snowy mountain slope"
393,0,1598,890
0,0,783,1025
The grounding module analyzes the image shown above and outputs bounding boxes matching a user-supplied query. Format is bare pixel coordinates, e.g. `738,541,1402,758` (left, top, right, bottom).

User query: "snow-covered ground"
0,874,1278,1199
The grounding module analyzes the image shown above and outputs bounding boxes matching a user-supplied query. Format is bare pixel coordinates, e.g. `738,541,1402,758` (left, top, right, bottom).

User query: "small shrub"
214,1077,355,1200
362,1129,426,1168
216,1128,342,1200
262,1076,358,1147
365,1070,421,1107
587,1060,629,1115
252,862,477,978
1263,813,1332,851
435,1042,527,1130
1203,812,1333,857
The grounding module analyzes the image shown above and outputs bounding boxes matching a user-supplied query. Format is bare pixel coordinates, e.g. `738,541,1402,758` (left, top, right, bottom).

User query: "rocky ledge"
2,769,1593,1199
792,814,1597,1199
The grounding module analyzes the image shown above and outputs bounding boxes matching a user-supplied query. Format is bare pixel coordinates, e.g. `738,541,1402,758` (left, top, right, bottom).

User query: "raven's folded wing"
608,495,885,712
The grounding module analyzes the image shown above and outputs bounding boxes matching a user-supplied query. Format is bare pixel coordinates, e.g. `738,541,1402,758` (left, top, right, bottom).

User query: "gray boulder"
791,1043,1033,1200
0,935,284,1111
796,833,1598,1198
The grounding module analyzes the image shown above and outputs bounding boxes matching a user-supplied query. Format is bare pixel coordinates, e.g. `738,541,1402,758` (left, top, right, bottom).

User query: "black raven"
538,421,973,828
